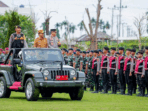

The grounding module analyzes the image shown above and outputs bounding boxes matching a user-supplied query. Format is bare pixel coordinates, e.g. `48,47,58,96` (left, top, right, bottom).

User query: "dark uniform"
109,48,118,94
92,50,100,93
124,50,133,95
118,48,126,94
135,51,145,96
144,54,148,96
131,54,137,94
101,52,109,93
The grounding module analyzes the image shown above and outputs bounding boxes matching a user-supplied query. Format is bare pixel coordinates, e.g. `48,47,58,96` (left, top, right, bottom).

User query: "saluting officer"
100,47,109,94
9,25,28,50
0,49,5,62
109,47,118,94
67,48,74,67
73,49,83,71
135,50,145,97
124,49,133,95
118,47,126,95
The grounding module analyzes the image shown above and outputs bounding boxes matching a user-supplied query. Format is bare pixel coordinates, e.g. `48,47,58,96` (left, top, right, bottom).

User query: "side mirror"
13,59,21,64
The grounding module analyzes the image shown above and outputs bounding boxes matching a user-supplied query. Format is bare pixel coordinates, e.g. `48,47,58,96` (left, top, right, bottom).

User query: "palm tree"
77,21,84,35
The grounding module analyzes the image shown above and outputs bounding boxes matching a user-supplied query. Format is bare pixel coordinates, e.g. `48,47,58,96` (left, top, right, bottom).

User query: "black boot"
119,90,125,95
142,88,145,97
114,87,117,94
132,88,136,94
90,86,94,91
84,86,87,91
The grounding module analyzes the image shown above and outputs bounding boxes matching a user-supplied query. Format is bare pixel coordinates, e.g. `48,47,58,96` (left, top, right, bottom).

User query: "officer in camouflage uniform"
0,48,5,62
82,51,88,90
67,48,74,67
73,49,83,71
86,50,94,91
61,48,68,65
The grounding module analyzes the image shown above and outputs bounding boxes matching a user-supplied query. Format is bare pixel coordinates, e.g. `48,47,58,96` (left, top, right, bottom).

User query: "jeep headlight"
70,70,76,76
43,70,49,76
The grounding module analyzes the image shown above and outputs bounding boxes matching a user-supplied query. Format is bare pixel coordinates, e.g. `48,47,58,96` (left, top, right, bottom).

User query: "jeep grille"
50,70,70,79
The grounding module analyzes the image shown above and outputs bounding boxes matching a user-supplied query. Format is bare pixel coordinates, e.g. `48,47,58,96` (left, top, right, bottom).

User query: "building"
76,31,112,44
0,1,35,21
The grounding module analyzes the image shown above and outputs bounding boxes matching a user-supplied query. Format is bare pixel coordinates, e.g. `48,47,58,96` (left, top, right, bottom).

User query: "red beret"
0,48,3,51
2,51,5,54
5,47,9,50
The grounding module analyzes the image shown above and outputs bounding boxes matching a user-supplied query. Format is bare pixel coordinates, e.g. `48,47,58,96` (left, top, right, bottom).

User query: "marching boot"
132,88,136,94
84,86,87,91
114,86,117,94
142,88,145,97
129,90,132,96
120,90,125,95
90,86,94,91
145,88,148,97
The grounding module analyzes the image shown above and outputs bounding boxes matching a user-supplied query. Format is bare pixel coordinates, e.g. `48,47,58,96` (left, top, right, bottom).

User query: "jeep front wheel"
0,77,11,98
69,87,84,100
25,78,40,101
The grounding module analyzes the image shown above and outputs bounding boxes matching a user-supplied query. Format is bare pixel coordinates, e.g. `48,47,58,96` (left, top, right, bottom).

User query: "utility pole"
122,23,127,37
108,5,119,38
114,3,127,37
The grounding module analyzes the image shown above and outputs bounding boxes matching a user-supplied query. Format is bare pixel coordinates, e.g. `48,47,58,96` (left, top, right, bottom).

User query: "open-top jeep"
0,48,85,101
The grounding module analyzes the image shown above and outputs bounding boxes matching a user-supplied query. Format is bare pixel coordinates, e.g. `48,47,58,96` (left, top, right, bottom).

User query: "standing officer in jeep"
9,25,28,50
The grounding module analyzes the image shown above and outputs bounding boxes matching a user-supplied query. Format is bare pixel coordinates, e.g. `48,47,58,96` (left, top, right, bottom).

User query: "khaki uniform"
34,37,48,48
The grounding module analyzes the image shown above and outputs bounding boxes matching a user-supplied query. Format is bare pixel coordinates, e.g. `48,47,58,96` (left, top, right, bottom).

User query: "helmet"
18,51,22,59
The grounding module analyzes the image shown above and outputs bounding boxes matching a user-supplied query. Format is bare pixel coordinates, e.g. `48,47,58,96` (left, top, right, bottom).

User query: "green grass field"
0,90,148,111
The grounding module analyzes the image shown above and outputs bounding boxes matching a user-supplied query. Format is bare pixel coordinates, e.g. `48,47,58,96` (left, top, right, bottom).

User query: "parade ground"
0,91,147,111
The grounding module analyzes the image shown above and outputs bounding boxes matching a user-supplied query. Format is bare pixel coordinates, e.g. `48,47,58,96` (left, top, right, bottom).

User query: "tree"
5,11,20,48
82,0,102,50
55,23,61,39
77,21,84,35
134,15,146,50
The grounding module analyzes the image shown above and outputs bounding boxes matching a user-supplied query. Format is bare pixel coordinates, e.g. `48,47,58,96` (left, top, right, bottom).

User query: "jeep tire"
41,91,53,98
69,87,84,100
0,77,11,98
25,78,40,101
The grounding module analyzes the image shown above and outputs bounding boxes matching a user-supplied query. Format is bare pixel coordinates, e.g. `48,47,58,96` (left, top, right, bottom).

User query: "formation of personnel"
61,47,148,97
1,25,148,97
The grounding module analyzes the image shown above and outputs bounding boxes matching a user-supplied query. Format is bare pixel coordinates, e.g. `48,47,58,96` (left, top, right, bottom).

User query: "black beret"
86,51,89,53
111,47,116,51
82,51,86,54
98,49,102,53
131,49,136,52
68,48,73,51
94,50,99,54
116,52,120,55
108,50,110,53
90,50,94,53
80,51,82,53
119,47,124,50
137,50,144,54
104,47,109,51
126,49,131,51
145,46,148,50
51,29,56,32
76,49,81,52
61,48,66,51
15,25,21,29
73,52,76,54
65,49,68,53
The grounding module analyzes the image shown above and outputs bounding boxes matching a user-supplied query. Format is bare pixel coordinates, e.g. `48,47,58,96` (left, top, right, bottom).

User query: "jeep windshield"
23,49,63,63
